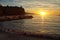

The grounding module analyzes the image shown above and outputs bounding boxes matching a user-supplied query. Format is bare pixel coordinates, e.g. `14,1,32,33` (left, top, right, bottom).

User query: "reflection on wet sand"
0,30,60,40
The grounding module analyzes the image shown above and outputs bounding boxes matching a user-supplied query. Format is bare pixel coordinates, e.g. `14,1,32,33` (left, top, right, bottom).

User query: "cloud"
0,0,60,9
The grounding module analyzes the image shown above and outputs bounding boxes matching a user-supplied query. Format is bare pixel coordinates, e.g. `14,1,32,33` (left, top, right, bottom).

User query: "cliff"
0,5,33,21
0,5,25,16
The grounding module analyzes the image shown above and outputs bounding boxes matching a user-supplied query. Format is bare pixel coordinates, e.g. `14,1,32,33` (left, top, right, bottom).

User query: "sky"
0,0,60,13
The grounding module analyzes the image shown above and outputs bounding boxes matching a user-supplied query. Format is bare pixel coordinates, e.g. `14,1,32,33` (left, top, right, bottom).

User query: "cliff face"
0,5,25,16
0,6,3,15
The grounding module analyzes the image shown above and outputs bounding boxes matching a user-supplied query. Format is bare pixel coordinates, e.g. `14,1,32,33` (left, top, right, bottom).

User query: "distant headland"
0,4,33,21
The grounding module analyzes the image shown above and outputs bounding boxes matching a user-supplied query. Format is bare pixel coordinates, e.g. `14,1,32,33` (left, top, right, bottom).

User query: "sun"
40,11,46,16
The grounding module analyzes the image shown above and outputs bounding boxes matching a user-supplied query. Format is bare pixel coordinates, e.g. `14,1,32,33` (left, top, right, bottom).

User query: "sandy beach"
0,30,60,40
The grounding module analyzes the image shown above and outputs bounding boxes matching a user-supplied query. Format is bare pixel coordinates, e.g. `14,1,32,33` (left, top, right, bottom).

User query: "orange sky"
25,8,60,15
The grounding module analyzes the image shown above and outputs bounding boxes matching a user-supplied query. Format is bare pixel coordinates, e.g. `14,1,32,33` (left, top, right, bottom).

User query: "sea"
0,14,60,34
0,15,60,40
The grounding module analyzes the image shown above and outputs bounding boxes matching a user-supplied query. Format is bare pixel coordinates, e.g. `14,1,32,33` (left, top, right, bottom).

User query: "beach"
0,30,60,40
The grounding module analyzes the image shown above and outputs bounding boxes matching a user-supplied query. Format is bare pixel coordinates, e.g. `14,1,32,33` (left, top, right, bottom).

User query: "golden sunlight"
40,11,46,16
37,9,50,17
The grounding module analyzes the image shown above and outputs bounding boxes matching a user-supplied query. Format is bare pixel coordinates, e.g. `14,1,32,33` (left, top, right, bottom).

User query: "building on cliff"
0,5,25,16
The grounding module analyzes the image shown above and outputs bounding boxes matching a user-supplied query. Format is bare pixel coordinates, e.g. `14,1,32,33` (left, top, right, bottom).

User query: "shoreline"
0,15,33,21
0,27,60,40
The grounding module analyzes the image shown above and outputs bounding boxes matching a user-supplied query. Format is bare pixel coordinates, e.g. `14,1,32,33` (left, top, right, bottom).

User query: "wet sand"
0,30,60,40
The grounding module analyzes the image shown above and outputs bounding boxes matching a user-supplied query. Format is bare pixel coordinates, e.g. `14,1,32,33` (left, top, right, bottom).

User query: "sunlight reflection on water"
0,15,60,34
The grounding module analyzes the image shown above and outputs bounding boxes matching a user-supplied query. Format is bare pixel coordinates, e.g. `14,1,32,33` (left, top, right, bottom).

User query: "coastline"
0,15,33,21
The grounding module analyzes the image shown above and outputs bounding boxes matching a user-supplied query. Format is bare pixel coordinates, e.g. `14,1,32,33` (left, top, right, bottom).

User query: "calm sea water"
0,15,60,34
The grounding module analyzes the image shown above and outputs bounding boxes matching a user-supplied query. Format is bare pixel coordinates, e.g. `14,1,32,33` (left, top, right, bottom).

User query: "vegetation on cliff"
0,4,25,16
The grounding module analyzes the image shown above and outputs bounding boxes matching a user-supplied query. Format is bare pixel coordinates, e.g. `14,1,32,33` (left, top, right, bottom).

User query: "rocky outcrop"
0,5,25,16
0,5,33,21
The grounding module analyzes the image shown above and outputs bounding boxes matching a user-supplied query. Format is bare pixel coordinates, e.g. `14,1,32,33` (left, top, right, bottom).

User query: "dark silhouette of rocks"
0,5,25,16
0,4,33,21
